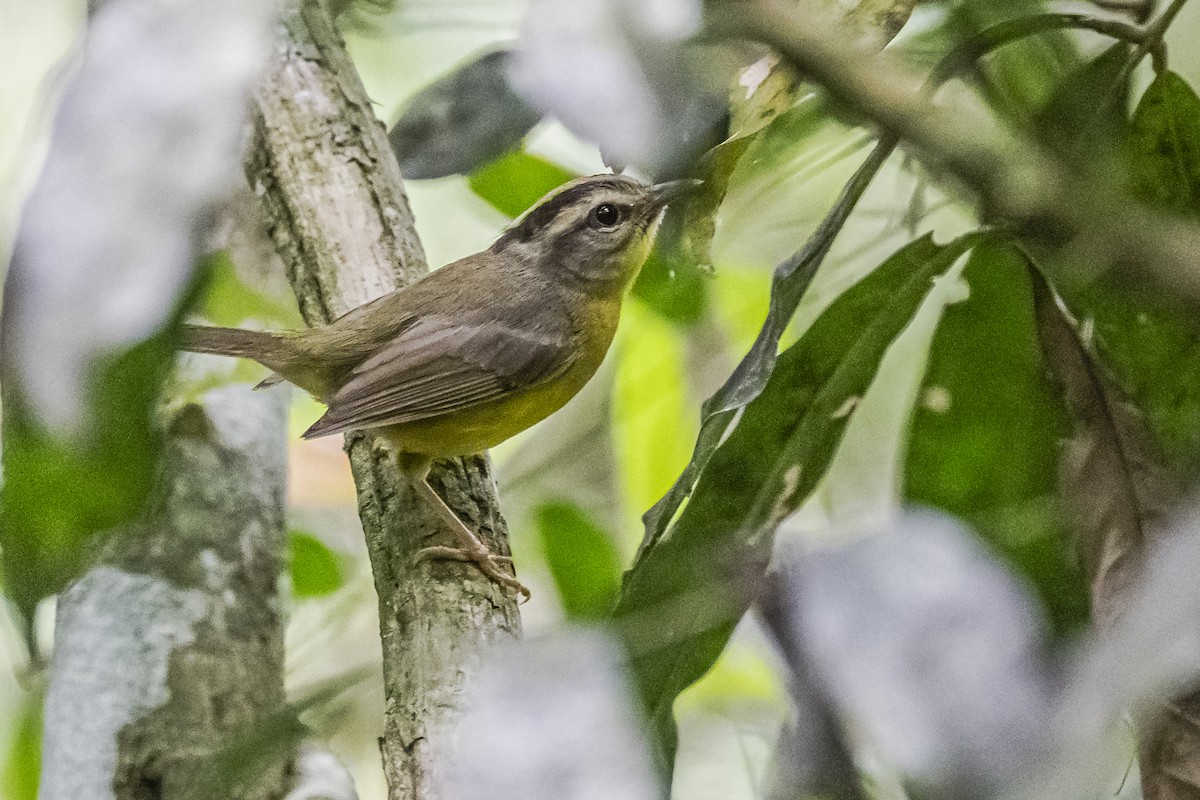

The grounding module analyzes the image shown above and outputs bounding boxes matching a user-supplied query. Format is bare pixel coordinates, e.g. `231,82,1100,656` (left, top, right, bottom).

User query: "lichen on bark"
40,384,289,800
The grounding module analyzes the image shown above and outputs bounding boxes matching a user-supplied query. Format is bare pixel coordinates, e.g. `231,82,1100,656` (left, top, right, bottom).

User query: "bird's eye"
588,203,623,229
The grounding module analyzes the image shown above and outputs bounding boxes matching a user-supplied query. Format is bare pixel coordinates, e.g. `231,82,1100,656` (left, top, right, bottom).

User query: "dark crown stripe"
499,175,631,245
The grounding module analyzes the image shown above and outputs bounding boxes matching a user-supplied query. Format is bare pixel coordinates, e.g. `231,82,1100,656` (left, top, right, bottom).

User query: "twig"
706,0,1200,300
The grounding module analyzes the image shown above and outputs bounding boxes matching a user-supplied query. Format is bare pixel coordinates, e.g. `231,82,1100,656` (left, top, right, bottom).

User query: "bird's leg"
397,453,530,600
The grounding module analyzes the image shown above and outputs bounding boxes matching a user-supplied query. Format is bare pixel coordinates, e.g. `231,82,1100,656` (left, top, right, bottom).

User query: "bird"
182,173,698,599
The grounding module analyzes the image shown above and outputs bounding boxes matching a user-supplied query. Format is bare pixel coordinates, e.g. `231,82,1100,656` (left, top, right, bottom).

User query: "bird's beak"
650,178,703,207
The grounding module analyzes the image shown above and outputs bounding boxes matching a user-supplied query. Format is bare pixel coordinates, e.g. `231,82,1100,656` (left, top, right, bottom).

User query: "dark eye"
588,203,623,229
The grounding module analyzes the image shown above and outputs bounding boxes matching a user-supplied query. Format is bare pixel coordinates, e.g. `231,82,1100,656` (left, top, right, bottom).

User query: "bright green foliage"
197,251,301,328
468,150,576,218
289,530,348,599
535,501,622,621
1,695,40,800
904,241,1087,634
615,233,982,766
612,300,696,548
1,321,184,634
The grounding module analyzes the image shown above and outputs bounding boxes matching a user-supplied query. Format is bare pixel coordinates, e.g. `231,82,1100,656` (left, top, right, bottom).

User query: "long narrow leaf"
614,232,982,766
637,136,896,554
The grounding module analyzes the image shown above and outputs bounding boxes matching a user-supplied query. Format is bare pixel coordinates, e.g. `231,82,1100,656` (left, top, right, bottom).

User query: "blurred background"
6,1,1200,798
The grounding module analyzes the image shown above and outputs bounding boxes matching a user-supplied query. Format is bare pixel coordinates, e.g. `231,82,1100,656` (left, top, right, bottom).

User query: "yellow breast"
379,295,621,458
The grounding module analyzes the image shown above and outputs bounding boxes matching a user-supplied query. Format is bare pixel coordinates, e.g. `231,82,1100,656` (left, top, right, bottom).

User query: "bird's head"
493,173,700,293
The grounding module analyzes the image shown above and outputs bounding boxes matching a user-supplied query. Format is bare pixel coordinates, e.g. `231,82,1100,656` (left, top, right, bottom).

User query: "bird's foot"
416,544,530,601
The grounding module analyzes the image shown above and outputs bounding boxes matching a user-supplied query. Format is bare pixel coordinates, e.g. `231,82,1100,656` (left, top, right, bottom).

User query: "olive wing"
302,309,574,439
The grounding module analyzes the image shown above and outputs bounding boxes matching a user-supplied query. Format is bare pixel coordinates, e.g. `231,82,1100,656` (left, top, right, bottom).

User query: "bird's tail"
181,324,303,384
181,324,279,358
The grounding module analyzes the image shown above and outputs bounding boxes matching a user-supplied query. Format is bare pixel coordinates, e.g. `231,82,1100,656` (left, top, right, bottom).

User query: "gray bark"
39,383,289,800
244,3,522,798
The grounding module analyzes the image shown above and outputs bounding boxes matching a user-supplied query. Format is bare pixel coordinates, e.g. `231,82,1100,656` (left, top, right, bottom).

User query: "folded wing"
302,308,573,439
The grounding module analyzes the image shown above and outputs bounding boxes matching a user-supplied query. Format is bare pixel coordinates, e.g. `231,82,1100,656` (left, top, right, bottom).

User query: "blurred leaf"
177,668,366,800
612,301,696,538
389,49,542,180
1,695,41,800
949,0,1081,118
710,267,772,354
1127,71,1200,221
510,0,730,174
0,0,273,434
1,274,204,630
904,240,1087,635
468,150,576,219
630,137,751,325
1030,261,1197,799
764,509,1055,798
289,529,347,599
0,0,273,633
1061,69,1200,800
444,628,661,799
615,233,981,767
535,501,622,621
641,138,895,551
1061,71,1200,480
728,56,801,138
1034,42,1131,164
630,243,708,325
1055,504,1200,800
196,251,300,329
1029,265,1176,627
713,94,874,270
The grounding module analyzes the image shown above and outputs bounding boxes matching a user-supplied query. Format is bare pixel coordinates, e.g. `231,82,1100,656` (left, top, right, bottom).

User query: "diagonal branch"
245,2,521,798
710,0,1200,299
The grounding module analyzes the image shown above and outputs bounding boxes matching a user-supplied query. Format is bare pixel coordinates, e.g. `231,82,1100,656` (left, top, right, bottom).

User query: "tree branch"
39,384,289,800
245,3,522,798
710,0,1200,299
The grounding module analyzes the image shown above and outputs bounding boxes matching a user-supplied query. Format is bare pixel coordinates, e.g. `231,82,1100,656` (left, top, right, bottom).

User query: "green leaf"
1035,42,1131,163
614,233,982,768
0,259,217,631
468,150,576,219
639,139,895,551
1028,261,1175,628
630,228,708,325
904,240,1087,635
1,694,41,800
628,137,753,326
612,301,696,541
197,251,301,329
535,501,622,621
0,272,206,630
1057,70,1200,481
289,530,346,599
1127,71,1200,220
948,0,1081,117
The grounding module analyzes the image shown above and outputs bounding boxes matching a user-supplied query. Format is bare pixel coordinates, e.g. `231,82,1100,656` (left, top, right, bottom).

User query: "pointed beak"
650,178,703,208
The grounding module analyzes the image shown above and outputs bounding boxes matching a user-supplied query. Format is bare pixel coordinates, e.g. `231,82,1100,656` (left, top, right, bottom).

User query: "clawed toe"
416,545,530,600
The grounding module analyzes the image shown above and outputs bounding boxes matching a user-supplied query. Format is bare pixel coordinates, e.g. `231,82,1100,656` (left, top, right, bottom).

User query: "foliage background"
6,0,1200,798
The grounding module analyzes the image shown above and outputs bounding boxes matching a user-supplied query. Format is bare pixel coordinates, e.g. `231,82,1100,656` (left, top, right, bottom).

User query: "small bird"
183,173,697,598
